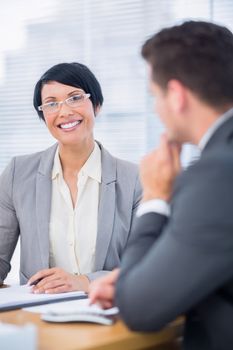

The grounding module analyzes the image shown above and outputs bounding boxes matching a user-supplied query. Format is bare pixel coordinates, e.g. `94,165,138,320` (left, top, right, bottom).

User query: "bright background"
1,0,233,283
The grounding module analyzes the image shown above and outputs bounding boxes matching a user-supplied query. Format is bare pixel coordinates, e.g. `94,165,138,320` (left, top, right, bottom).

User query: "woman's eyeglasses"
38,93,91,114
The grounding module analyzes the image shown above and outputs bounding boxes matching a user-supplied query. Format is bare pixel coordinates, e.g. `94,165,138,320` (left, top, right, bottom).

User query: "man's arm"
116,153,233,331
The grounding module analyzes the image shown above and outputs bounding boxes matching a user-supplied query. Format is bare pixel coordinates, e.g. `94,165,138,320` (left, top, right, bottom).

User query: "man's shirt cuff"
136,199,170,217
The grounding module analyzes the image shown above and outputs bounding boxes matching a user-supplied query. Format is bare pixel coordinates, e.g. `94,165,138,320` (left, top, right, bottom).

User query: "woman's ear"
94,105,101,117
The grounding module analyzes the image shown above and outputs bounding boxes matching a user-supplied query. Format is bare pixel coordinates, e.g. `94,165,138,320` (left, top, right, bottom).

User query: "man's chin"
166,131,188,145
166,131,180,143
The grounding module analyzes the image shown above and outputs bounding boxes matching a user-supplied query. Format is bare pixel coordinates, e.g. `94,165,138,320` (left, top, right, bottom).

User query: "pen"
28,278,43,286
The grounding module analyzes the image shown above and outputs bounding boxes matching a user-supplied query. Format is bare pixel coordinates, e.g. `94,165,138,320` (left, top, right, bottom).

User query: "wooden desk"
0,309,183,350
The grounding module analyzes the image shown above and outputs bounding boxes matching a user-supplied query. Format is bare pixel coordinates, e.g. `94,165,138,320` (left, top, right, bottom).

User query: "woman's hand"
89,269,120,309
28,268,90,294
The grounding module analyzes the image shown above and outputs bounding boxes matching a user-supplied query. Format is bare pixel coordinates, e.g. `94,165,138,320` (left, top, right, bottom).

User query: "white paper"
0,285,86,310
24,298,119,316
25,298,119,325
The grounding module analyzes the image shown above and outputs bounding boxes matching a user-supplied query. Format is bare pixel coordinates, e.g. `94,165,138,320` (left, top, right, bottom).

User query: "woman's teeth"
60,121,81,129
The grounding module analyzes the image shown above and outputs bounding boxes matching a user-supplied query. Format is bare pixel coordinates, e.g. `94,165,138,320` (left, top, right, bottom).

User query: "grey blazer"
0,142,141,284
116,116,233,350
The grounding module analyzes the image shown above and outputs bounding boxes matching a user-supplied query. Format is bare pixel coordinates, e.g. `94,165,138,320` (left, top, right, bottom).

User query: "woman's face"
41,81,98,147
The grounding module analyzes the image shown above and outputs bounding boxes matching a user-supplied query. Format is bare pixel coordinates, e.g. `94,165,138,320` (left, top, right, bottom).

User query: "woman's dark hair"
33,62,104,121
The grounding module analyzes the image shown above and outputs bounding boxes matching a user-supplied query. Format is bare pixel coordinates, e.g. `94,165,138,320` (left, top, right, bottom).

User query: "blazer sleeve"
0,158,19,283
115,153,233,331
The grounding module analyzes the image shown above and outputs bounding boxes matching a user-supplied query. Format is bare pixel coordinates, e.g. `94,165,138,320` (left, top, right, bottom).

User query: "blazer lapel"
94,143,117,270
36,144,57,268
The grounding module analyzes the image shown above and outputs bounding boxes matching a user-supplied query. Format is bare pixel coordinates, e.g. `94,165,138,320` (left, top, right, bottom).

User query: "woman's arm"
0,158,20,283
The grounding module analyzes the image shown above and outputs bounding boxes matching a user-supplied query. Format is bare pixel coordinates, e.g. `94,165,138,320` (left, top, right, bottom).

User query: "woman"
0,62,141,293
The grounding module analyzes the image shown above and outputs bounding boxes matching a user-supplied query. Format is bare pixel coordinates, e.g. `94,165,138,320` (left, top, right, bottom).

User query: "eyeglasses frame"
38,93,91,113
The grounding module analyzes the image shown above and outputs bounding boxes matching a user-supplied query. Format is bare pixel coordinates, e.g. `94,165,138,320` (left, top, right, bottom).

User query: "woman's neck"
58,139,95,175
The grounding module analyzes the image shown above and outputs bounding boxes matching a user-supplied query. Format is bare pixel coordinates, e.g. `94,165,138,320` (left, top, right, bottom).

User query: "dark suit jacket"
116,116,233,350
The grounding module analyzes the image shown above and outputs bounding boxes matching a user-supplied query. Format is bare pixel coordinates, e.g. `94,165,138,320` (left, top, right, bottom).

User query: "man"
89,21,233,349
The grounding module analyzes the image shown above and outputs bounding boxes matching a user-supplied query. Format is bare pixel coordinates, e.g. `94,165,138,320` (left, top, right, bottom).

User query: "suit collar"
96,141,117,185
94,141,117,270
199,107,233,151
38,143,58,176
36,145,56,268
202,112,233,153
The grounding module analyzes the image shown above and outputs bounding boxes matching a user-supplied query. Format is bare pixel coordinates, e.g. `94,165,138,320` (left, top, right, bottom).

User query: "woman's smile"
58,119,83,131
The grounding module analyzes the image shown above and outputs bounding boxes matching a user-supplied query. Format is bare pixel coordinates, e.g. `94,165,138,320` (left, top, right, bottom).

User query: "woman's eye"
48,102,57,107
71,95,82,101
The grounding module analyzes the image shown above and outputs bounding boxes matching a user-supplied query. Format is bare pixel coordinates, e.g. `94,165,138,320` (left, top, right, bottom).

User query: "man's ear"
94,105,101,117
167,79,187,114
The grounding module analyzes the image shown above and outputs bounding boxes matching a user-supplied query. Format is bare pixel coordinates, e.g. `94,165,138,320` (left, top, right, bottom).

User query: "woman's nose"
58,101,74,116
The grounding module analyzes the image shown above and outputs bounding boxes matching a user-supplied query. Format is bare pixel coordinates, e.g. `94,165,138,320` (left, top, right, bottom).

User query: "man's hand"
27,268,89,293
89,269,120,309
140,133,181,202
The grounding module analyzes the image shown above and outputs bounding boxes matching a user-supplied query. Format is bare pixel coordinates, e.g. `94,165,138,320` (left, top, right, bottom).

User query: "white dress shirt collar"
52,142,101,183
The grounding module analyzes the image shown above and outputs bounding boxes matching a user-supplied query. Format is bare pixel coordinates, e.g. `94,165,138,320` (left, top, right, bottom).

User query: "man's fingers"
90,285,115,306
160,133,181,175
89,270,120,306
170,142,182,174
98,300,114,309
159,134,173,161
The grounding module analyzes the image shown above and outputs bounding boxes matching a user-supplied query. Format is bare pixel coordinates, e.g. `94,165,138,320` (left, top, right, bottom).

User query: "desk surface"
0,308,183,350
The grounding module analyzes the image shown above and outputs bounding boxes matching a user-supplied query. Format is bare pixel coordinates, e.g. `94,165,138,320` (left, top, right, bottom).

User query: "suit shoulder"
185,147,233,177
2,144,57,181
175,147,233,196
14,149,46,165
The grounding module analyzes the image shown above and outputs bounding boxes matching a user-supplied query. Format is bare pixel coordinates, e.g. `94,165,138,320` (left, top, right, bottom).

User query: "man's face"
149,69,187,143
150,80,178,141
